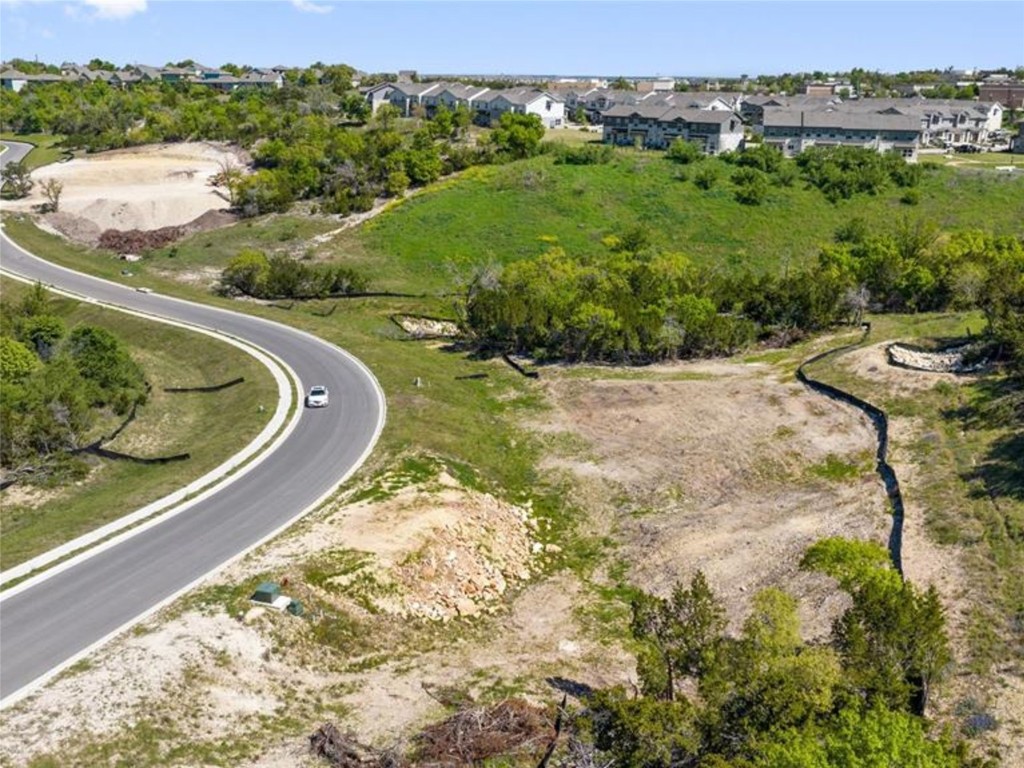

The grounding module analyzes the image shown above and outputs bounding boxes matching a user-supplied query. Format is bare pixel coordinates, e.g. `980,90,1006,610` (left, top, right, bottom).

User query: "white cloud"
82,0,148,19
40,27,54,38
291,0,332,14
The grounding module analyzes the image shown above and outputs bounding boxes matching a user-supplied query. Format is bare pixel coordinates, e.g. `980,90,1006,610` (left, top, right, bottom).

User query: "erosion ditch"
797,330,906,576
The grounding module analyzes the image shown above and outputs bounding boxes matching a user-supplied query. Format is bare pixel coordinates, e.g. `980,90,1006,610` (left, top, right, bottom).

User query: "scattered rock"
887,343,988,374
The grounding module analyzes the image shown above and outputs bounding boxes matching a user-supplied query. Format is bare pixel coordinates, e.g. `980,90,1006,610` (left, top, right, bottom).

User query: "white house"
483,88,565,128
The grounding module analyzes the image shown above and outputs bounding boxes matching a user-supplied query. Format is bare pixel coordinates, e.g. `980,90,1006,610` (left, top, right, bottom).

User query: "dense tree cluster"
462,243,758,362
583,539,967,767
462,218,1024,364
219,249,369,299
794,145,923,202
0,284,147,479
0,77,549,218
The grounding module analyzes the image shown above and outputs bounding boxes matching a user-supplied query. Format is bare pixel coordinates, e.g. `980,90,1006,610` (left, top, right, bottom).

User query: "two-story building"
761,110,922,159
479,88,566,128
601,103,744,154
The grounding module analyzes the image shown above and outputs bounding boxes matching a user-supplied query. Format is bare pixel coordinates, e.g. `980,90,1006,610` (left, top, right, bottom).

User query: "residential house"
481,88,565,128
386,82,443,116
741,94,841,125
601,103,744,154
761,110,922,159
0,69,66,91
979,82,1024,109
662,91,737,111
0,69,29,92
836,98,1003,144
434,83,491,113
362,82,395,114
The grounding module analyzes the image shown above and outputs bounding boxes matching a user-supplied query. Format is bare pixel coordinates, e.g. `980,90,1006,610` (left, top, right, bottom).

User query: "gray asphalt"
0,141,386,701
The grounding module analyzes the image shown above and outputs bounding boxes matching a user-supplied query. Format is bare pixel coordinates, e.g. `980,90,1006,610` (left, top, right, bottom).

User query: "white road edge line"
0,231,387,710
0,270,298,591
1,337,384,710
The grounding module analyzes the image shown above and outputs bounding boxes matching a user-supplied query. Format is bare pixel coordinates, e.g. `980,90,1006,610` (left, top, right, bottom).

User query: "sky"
1,0,1022,77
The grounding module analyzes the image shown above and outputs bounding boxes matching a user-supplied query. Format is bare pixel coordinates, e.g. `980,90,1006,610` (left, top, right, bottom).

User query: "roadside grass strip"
0,267,298,591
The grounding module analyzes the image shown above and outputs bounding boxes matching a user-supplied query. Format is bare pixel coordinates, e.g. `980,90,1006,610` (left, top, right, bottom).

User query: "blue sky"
1,1,1022,77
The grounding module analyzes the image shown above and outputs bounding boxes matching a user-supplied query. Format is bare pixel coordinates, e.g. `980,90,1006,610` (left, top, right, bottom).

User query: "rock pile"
887,343,988,373
395,315,460,339
383,491,541,621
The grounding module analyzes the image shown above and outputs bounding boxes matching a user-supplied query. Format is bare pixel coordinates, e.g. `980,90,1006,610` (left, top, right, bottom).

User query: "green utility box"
251,581,281,604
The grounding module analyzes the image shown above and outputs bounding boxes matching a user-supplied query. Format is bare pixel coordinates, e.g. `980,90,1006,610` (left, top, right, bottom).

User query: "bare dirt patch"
6,142,246,246
2,353,977,766
536,360,889,637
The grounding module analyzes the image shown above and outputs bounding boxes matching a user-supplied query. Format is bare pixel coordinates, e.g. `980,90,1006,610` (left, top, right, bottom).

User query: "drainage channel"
796,330,905,577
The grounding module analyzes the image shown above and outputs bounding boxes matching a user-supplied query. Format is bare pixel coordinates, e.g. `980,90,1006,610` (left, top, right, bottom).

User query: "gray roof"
763,110,921,132
661,108,739,125
602,103,738,124
388,82,443,98
601,102,675,119
489,88,560,107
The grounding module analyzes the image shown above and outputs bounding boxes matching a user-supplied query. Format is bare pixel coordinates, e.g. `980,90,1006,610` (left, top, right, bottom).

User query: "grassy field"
0,216,566,553
303,149,1024,293
0,278,279,569
919,150,1023,169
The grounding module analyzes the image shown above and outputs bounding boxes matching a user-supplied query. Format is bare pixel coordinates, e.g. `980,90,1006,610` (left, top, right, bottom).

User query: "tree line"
1,77,549,218
459,221,1024,365
580,537,972,767
0,284,148,482
218,249,369,299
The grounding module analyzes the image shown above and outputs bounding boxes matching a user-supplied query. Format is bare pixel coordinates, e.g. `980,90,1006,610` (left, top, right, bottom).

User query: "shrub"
694,166,718,190
666,138,704,165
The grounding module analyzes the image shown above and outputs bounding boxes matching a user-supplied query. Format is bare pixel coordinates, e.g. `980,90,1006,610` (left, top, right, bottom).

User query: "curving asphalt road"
0,141,386,703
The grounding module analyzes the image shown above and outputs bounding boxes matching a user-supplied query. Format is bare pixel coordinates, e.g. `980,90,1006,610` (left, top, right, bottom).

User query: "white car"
305,385,329,408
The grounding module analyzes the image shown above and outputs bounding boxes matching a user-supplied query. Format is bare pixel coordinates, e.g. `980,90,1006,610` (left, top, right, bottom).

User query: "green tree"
666,138,703,164
22,315,65,359
694,165,718,190
67,326,147,413
488,112,545,159
631,571,727,700
752,701,963,768
0,336,39,381
221,248,270,296
801,538,952,716
1,161,34,198
40,178,64,213
732,167,769,205
586,688,699,768
708,589,842,746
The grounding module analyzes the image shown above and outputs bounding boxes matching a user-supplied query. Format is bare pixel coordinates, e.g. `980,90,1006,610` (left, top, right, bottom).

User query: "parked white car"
305,385,329,408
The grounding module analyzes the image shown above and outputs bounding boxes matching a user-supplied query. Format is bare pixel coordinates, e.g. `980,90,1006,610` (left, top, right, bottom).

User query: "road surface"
0,141,386,703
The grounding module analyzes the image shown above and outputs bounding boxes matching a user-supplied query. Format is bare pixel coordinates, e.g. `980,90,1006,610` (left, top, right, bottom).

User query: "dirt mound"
98,225,184,253
383,486,539,620
96,209,238,253
263,469,543,623
6,142,243,245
